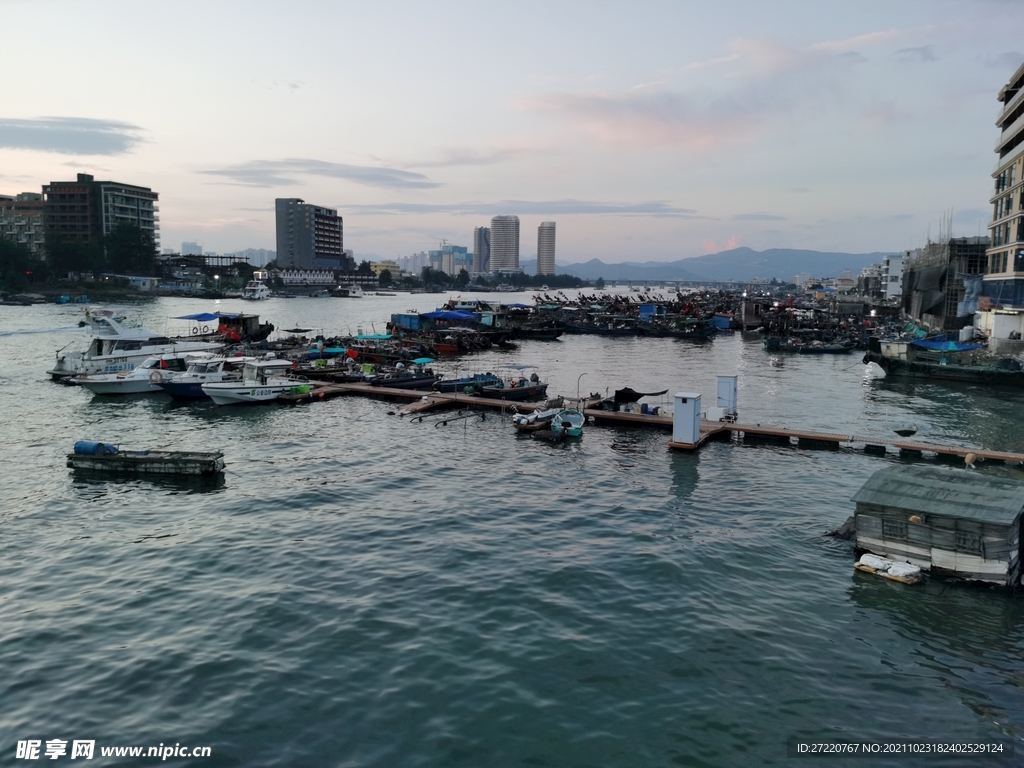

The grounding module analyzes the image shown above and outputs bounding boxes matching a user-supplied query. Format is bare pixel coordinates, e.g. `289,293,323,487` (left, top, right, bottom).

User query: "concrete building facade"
275,198,344,269
473,227,490,274
0,193,46,258
536,221,556,276
489,215,519,273
43,173,159,249
883,253,907,300
982,61,1024,338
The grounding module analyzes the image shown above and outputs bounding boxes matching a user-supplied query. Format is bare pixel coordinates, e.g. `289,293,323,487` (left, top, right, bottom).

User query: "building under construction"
901,236,989,331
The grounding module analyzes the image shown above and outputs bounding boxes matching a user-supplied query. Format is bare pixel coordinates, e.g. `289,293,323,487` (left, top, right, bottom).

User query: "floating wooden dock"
277,381,1024,465
669,421,1024,464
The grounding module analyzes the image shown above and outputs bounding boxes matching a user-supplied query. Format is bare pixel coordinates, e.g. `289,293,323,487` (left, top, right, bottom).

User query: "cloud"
896,45,936,63
412,145,541,168
198,158,440,190
339,199,698,217
702,236,740,252
523,29,904,149
731,213,785,221
983,52,1024,70
0,117,143,155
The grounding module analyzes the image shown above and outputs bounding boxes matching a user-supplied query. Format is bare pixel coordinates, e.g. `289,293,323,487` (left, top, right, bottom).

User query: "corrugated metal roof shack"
851,465,1024,586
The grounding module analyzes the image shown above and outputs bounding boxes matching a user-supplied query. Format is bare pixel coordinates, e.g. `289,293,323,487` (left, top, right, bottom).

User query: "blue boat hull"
158,380,209,400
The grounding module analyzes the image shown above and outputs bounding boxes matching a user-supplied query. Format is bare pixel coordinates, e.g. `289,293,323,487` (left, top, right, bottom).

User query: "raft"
67,443,225,476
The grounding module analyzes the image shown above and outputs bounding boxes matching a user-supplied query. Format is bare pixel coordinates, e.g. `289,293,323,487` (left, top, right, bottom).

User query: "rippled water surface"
3,293,1024,767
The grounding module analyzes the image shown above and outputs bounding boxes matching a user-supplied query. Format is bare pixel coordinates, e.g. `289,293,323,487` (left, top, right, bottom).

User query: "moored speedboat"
71,353,201,395
158,355,259,400
201,360,298,405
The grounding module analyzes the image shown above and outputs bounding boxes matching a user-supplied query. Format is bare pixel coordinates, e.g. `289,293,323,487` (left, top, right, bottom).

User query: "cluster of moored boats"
51,307,561,406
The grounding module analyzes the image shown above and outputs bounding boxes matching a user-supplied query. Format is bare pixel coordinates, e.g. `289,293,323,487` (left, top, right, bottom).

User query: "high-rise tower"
537,221,556,276
473,227,490,274
489,215,519,273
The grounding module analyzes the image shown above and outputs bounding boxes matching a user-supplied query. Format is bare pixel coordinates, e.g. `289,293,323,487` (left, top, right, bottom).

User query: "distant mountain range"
521,247,892,282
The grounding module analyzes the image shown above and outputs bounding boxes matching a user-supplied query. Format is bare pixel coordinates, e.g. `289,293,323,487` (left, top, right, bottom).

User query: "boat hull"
201,383,292,405
480,383,548,401
75,376,169,395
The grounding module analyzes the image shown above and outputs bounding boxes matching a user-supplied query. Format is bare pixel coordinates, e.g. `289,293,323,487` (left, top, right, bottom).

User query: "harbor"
7,293,1024,763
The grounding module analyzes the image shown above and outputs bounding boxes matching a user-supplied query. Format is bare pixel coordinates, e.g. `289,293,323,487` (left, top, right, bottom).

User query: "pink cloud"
702,236,740,253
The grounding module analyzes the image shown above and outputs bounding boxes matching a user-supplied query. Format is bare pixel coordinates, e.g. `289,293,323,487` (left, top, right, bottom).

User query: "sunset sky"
2,0,1022,262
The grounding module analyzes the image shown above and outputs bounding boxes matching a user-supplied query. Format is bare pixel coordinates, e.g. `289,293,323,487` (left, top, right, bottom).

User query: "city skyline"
1,1,1022,263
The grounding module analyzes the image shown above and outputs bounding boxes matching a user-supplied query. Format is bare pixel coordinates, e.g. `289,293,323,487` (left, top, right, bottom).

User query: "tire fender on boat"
149,370,164,384
191,327,200,335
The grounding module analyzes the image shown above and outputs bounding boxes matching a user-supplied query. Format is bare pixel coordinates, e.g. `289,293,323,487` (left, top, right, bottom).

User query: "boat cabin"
851,465,1024,586
243,359,294,384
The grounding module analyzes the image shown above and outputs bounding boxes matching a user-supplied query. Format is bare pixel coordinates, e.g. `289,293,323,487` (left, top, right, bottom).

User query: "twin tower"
473,216,556,276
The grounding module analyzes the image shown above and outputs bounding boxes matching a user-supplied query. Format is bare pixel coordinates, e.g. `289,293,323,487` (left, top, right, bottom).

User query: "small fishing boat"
369,358,439,390
509,399,565,430
201,359,299,405
433,372,501,393
550,407,585,437
67,441,225,476
478,365,548,401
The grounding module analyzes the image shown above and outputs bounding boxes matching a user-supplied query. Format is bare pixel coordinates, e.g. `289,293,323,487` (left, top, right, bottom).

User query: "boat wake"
0,325,83,337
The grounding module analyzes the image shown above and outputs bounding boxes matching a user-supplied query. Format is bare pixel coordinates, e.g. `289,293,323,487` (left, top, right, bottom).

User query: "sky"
1,0,1022,264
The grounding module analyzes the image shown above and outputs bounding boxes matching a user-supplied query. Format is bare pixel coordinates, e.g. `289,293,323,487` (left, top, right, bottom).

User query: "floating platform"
666,421,1024,464
67,448,225,476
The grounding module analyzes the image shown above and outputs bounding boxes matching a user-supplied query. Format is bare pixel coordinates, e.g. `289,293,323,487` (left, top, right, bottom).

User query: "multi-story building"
536,221,556,276
43,173,159,249
980,60,1024,341
0,193,46,258
275,198,344,269
489,215,520,273
369,259,401,276
903,237,988,331
181,241,203,255
473,227,490,274
428,244,470,275
883,253,908,301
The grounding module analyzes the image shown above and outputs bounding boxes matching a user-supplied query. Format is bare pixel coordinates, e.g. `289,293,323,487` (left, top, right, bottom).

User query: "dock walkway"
277,380,1024,465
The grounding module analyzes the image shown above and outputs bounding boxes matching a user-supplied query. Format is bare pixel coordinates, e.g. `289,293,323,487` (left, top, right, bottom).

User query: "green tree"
456,268,470,288
595,277,605,289
357,260,374,275
378,268,393,287
105,222,157,275
0,238,36,292
47,236,105,276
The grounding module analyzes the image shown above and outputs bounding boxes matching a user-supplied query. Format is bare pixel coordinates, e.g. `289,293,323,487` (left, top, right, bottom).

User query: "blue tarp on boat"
910,339,984,352
420,310,481,321
175,312,243,321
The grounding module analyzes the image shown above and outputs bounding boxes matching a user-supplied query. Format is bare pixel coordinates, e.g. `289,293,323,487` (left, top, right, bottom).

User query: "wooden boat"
512,407,560,432
67,441,225,476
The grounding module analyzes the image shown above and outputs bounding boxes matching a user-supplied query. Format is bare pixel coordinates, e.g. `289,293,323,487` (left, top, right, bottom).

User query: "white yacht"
334,284,364,298
242,270,272,300
48,308,225,381
201,359,299,405
72,352,205,395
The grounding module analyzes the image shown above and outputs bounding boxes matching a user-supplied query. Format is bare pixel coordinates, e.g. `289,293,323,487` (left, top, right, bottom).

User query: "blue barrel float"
73,441,119,455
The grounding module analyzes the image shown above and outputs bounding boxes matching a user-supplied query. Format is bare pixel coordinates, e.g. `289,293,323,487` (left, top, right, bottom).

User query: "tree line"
0,222,158,292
